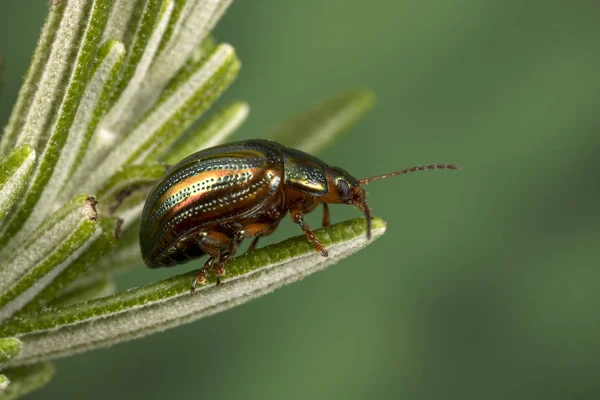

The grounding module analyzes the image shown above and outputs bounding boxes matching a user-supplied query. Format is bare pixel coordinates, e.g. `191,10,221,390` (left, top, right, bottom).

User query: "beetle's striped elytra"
139,139,459,291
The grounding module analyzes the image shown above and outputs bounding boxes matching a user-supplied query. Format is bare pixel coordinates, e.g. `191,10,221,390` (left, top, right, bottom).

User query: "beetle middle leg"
322,203,331,228
191,230,231,292
290,210,328,257
240,221,280,253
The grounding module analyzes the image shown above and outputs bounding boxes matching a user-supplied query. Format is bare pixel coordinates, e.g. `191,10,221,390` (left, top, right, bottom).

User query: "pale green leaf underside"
2,217,385,366
0,363,54,400
269,89,375,154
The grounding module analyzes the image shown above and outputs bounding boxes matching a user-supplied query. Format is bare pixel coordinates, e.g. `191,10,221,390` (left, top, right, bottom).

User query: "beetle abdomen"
140,141,284,267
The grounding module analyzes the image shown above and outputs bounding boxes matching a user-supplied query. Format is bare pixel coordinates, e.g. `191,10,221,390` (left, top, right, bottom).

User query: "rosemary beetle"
139,139,459,291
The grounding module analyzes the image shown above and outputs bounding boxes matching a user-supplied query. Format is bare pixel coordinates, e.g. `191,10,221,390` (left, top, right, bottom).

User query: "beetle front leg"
290,210,329,257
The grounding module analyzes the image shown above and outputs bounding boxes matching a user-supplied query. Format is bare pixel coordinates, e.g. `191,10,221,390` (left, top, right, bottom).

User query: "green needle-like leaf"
162,101,249,164
151,0,231,93
103,0,174,133
0,196,100,321
110,0,165,97
0,1,66,157
0,338,21,365
0,0,112,250
269,89,375,154
78,43,240,194
101,0,145,45
48,40,126,204
0,145,35,223
15,217,121,316
14,0,103,153
0,363,54,400
2,217,385,366
133,1,227,112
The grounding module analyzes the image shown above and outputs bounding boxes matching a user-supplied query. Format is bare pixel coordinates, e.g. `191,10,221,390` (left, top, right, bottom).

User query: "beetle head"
323,166,373,239
324,163,461,240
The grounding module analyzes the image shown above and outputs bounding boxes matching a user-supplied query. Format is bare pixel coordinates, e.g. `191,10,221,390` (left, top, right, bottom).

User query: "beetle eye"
337,179,350,201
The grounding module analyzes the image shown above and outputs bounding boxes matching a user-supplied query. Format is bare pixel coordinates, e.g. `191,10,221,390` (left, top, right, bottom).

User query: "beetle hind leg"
212,229,245,286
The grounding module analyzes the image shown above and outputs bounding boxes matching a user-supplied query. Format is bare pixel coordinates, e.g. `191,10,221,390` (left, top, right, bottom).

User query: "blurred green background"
2,1,600,399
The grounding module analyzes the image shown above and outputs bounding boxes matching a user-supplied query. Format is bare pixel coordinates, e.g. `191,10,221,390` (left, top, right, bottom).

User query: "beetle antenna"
358,163,460,185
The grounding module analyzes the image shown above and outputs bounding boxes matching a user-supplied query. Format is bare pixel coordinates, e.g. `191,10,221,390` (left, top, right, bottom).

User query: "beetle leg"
239,221,280,252
191,231,231,292
212,230,245,286
247,236,260,252
290,210,329,257
322,203,331,228
191,256,215,292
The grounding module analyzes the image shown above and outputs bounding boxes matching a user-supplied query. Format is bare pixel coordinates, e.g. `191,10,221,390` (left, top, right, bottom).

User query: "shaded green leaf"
78,217,143,282
269,89,375,154
49,278,116,308
0,145,35,223
0,363,54,400
96,163,166,213
2,217,385,365
162,101,249,164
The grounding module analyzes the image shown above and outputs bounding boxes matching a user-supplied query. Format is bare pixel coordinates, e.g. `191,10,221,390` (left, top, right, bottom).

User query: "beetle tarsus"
190,270,207,293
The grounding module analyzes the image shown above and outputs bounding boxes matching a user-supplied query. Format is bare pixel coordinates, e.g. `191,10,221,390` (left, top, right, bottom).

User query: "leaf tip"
85,196,98,221
0,337,22,364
